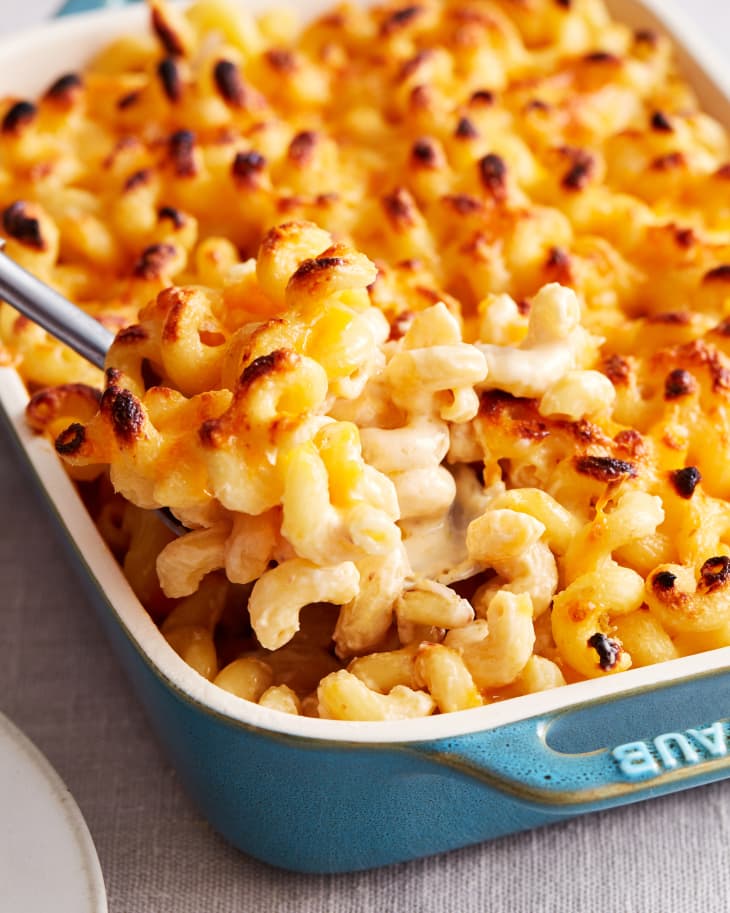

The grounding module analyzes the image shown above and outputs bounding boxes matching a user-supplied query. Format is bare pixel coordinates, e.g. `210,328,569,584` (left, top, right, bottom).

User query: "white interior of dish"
2,0,730,744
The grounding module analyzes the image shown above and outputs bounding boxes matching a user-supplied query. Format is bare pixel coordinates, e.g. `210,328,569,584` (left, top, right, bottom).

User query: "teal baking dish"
3,0,730,874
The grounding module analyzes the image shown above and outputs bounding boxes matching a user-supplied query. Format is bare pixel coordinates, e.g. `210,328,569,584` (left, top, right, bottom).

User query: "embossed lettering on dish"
611,721,729,779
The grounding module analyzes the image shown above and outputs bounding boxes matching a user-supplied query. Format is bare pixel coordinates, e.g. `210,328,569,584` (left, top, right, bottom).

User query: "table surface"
3,1,730,911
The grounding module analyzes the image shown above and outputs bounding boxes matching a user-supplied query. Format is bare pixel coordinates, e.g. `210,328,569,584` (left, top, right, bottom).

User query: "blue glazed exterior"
56,0,133,14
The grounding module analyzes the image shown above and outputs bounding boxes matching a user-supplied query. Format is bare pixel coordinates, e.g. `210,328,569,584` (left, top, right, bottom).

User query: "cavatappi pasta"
4,0,730,720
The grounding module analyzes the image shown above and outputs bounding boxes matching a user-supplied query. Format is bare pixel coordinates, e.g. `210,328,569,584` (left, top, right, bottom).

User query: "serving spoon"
0,239,184,533
0,241,491,575
0,239,113,368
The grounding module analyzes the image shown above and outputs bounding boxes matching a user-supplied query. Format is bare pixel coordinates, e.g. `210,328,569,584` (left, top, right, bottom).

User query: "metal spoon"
0,239,113,368
0,240,183,533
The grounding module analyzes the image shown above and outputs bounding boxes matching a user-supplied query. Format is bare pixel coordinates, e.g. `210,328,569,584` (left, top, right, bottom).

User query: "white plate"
0,711,107,913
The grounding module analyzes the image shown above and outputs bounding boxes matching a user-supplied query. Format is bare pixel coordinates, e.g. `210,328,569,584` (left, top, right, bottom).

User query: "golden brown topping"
675,340,730,392
703,264,730,283
117,91,140,110
213,59,247,108
158,206,186,228
614,429,645,457
168,129,197,177
478,153,507,201
449,6,495,26
115,324,149,345
198,349,299,448
397,49,432,82
389,310,415,341
133,243,178,280
652,570,677,591
648,311,691,326
664,368,697,399
650,110,673,132
291,256,344,281
55,423,87,456
469,89,495,106
584,50,620,65
151,5,185,56
673,227,695,248
44,73,83,102
157,57,182,102
232,150,266,184
712,318,730,338
408,84,433,111
443,193,483,215
587,632,621,671
102,386,145,444
561,147,596,191
454,116,479,139
699,556,730,592
2,201,45,250
1,101,36,134
411,138,439,167
545,246,572,283
157,286,190,342
315,192,339,208
634,28,658,45
479,391,551,440
382,187,419,229
26,383,101,433
601,355,631,386
265,48,297,73
670,466,701,499
381,5,423,35
124,169,152,192
288,131,318,166
240,349,290,387
574,455,637,482
286,248,372,301
651,151,685,171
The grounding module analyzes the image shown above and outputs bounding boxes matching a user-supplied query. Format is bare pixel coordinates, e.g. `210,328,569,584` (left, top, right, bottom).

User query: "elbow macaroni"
5,0,730,719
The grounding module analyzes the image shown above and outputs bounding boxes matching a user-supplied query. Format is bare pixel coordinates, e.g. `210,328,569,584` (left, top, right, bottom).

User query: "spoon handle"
0,242,185,534
0,241,113,370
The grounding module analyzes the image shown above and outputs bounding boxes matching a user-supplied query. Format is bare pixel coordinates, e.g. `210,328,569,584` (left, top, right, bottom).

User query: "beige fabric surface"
3,425,730,913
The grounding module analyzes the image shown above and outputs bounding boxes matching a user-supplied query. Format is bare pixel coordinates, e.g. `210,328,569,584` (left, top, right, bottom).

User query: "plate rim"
0,710,108,913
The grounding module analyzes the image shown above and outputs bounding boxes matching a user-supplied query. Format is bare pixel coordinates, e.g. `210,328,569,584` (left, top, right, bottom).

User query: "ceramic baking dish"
3,0,730,875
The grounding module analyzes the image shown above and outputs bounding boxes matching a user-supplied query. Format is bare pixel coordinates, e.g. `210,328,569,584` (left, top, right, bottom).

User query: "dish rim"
2,0,730,746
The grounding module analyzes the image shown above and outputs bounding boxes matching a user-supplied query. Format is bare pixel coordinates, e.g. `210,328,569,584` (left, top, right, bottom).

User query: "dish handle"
56,0,140,16
422,669,730,811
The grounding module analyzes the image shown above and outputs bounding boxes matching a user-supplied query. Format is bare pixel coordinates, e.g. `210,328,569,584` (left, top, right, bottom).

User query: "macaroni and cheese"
4,0,730,720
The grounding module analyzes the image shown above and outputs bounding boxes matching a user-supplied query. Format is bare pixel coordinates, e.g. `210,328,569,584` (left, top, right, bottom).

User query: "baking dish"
3,0,730,874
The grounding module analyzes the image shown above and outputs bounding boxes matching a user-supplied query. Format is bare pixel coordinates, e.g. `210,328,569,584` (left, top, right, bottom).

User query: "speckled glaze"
4,0,730,873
